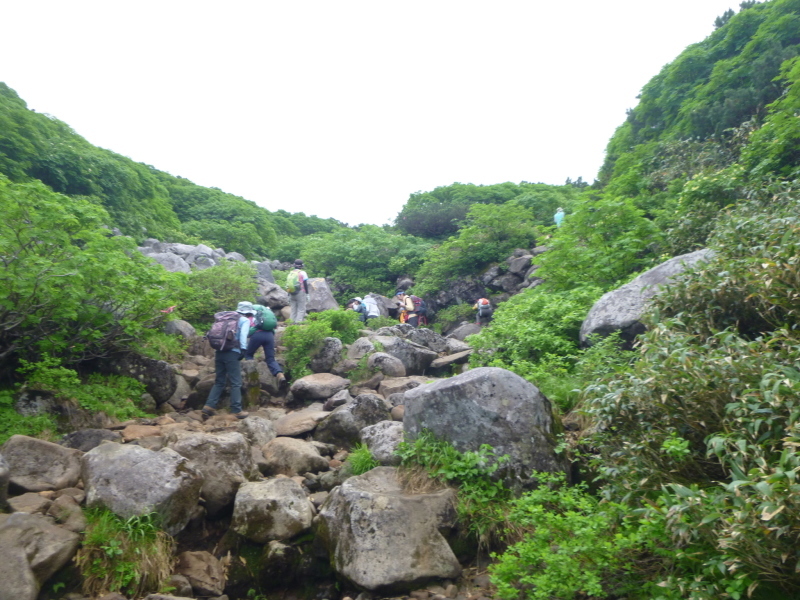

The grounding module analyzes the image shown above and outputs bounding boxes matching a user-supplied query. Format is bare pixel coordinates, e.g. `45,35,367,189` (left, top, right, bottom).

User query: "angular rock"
46,494,87,533
347,337,376,360
306,278,340,313
82,444,203,535
310,337,344,374
507,254,533,275
7,493,52,515
60,429,121,452
427,350,473,376
377,376,430,398
274,409,329,437
360,421,404,466
164,319,197,339
404,328,449,354
257,280,290,309
445,322,481,341
1,435,82,492
290,373,350,401
262,437,330,476
166,431,255,517
316,467,460,591
150,252,191,273
313,394,391,449
372,336,437,376
122,424,162,443
255,261,276,283
238,415,277,447
403,367,567,491
186,244,215,265
232,478,314,543
0,454,8,511
0,513,80,600
175,551,226,597
580,249,713,348
445,338,472,354
323,389,351,411
368,352,406,378
167,376,192,409
92,352,178,405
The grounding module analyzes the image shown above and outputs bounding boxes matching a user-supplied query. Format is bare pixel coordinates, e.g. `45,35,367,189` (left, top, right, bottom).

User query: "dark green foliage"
281,310,361,378
0,175,179,373
173,261,258,326
414,203,537,296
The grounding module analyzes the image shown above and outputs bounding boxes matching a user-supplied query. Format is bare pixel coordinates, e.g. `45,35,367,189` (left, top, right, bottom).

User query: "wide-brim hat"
236,301,255,314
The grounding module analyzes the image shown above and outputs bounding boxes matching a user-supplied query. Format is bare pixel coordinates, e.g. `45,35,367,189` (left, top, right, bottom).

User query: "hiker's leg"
262,331,283,376
289,293,298,322
246,330,267,360
296,292,307,322
205,350,228,409
224,350,244,414
407,314,419,328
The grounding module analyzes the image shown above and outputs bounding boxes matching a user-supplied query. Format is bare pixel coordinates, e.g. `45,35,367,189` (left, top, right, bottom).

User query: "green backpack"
250,304,277,333
285,269,300,294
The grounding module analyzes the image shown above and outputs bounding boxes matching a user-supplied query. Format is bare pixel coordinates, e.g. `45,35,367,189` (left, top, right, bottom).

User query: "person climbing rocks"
202,301,253,420
362,295,381,320
554,207,565,227
286,259,310,323
245,304,286,387
395,290,419,327
349,297,368,322
473,297,494,326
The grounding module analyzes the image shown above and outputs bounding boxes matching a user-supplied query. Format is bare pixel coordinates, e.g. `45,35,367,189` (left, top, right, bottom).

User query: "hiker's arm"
238,317,249,350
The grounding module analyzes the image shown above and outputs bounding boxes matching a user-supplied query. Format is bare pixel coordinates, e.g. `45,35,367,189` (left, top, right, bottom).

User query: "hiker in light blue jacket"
554,207,565,227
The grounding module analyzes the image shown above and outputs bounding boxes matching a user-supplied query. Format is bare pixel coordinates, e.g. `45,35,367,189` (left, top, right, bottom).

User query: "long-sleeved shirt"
235,316,250,352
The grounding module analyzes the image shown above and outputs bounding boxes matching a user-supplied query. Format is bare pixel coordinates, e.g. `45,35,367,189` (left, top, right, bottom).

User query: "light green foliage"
0,175,180,373
396,430,512,545
135,329,190,363
491,473,642,600
174,261,258,325
346,443,379,475
281,310,361,378
535,195,662,291
432,303,475,334
76,509,175,598
364,315,397,331
414,203,537,296
0,389,57,444
301,225,431,301
468,286,602,411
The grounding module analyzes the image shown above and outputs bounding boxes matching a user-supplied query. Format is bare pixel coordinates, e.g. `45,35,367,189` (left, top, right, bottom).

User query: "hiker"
554,207,565,227
362,295,381,320
349,297,368,322
286,259,310,323
395,290,420,327
474,297,494,326
202,301,253,420
245,304,286,387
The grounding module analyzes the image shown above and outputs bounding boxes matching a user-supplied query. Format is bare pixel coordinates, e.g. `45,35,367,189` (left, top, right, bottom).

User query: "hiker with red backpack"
395,290,427,327
474,297,494,326
202,301,254,420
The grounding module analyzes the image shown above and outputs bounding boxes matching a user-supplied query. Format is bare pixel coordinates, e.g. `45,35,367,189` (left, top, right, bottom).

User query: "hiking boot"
201,406,216,418
234,411,249,420
276,372,287,386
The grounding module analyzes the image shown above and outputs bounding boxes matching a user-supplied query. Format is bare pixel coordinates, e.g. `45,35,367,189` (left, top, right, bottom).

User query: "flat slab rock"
429,349,473,369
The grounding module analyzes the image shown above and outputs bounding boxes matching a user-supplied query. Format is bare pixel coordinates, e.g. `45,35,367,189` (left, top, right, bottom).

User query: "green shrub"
364,316,397,331
0,389,57,444
174,261,258,325
281,310,362,378
135,329,189,363
75,509,175,598
491,473,643,600
346,443,379,475
433,303,475,333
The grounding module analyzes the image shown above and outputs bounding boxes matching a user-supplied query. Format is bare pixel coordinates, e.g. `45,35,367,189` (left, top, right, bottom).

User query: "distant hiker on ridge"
474,297,494,326
554,207,565,227
362,294,381,321
286,259,309,323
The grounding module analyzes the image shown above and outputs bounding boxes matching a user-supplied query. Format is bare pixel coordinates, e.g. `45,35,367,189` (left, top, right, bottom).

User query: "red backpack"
206,311,241,351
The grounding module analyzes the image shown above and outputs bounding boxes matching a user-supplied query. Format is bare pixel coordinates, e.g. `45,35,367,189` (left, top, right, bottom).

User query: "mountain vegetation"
3,0,800,597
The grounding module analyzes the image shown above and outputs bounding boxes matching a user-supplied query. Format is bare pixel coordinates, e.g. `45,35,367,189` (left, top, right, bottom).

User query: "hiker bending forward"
245,304,286,387
203,301,252,420
395,291,418,327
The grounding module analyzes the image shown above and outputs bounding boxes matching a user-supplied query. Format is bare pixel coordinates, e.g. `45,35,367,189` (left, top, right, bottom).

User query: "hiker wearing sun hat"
201,301,254,420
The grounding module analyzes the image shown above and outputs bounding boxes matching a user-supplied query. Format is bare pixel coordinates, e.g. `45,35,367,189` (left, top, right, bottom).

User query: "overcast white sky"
2,0,741,226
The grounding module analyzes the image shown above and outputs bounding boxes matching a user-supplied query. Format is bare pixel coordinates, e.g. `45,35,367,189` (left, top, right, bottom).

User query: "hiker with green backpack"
245,303,286,386
286,258,310,323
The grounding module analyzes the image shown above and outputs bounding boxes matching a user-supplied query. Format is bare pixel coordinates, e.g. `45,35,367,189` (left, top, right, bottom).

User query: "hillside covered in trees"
3,0,800,598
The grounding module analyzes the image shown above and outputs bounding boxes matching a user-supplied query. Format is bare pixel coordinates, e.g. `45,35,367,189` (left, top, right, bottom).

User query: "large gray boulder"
274,408,329,437
0,513,81,600
360,421,404,466
238,415,277,447
93,352,178,405
232,478,314,543
82,444,203,535
316,467,461,592
306,278,340,313
446,322,481,341
165,431,255,517
261,437,330,476
314,394,391,449
0,454,9,511
372,336,437,376
60,429,122,452
164,319,196,339
347,337,376,360
150,252,191,274
255,261,276,283
1,436,82,492
310,337,343,373
290,373,350,401
175,551,226,597
185,244,215,266
257,280,290,309
580,249,713,348
368,352,406,378
403,367,566,491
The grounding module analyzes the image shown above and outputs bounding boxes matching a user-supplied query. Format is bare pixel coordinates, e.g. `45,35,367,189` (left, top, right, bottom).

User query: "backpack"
410,295,427,316
206,311,241,351
363,296,380,318
285,269,300,294
252,304,277,332
477,299,493,317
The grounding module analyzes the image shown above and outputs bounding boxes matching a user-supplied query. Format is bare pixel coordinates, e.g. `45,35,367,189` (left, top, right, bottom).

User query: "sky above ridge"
2,0,741,226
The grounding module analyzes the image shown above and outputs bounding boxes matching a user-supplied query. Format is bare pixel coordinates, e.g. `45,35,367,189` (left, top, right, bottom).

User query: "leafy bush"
135,330,189,363
346,443,379,475
75,509,175,598
281,310,361,378
174,261,258,325
491,473,643,600
396,430,512,546
364,315,397,331
0,175,179,374
0,389,57,444
432,303,475,333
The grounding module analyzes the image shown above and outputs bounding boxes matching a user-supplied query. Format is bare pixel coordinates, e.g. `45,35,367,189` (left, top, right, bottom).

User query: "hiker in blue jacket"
202,301,252,420
554,207,565,227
